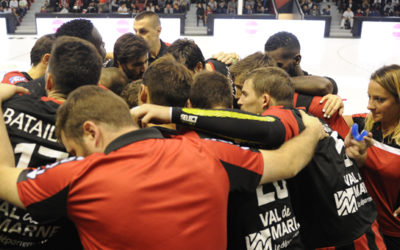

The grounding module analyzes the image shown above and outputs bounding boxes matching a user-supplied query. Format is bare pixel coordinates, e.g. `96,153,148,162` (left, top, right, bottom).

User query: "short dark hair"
48,36,102,96
264,31,301,53
56,85,136,144
55,19,103,58
99,67,129,96
190,71,233,109
246,67,294,107
143,55,192,107
30,34,56,66
120,80,142,108
166,39,205,71
56,19,94,43
134,11,161,26
113,33,149,66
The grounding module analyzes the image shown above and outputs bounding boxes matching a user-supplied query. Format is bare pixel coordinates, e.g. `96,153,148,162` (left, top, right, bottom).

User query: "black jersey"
227,181,304,250
165,111,304,250
171,107,378,248
17,76,47,98
1,94,82,249
191,131,304,250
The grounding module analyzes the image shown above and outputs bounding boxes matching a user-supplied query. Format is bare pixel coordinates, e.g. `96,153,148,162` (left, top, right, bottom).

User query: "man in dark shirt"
134,11,169,65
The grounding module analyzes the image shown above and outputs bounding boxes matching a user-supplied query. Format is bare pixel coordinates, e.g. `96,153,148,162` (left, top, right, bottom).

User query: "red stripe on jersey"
262,106,300,141
41,96,63,105
352,113,368,119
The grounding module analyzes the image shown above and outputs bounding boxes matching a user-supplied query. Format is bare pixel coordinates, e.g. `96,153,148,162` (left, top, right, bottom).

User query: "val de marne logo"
245,228,273,250
334,187,358,216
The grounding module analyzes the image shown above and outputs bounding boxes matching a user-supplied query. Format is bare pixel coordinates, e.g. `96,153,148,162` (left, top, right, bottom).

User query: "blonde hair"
365,64,400,144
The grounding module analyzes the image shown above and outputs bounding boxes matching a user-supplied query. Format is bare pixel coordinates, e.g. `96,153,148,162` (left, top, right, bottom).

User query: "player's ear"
139,83,148,104
42,53,51,66
45,72,54,91
294,54,301,65
187,99,193,108
262,93,271,110
194,61,203,73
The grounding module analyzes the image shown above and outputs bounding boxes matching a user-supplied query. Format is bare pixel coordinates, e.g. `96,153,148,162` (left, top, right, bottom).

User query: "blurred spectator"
154,3,162,12
205,5,212,23
227,0,236,11
355,7,363,16
87,1,98,12
9,0,18,9
322,4,330,15
244,3,253,13
340,7,354,28
71,0,83,12
227,4,236,13
196,3,205,26
208,0,217,11
130,2,139,13
40,5,47,12
255,1,263,12
245,0,255,9
179,0,188,13
164,3,173,12
0,6,3,12
310,4,320,15
302,4,310,14
216,0,227,13
58,3,69,12
384,1,394,15
146,1,155,11
0,0,7,8
111,0,119,12
361,0,370,10
118,2,129,12
158,0,166,10
364,7,371,15
172,2,181,12
98,0,108,12
19,0,28,16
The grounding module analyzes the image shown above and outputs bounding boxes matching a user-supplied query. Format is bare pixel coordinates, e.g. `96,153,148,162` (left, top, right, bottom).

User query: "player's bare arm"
0,84,29,208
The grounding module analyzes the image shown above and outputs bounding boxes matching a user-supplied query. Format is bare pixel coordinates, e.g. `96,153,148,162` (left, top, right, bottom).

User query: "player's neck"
46,91,67,103
150,40,161,58
28,65,45,80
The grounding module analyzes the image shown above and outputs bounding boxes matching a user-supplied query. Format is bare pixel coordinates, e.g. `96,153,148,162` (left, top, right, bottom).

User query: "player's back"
18,128,264,249
264,107,377,248
1,94,81,249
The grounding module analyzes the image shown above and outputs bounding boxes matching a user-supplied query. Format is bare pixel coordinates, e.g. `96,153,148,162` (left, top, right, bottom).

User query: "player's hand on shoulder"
0,83,30,103
320,94,344,118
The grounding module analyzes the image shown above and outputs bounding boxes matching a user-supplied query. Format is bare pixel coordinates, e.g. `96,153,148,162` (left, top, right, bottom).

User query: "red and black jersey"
353,115,400,238
262,107,379,248
1,71,32,85
17,128,264,250
179,129,304,250
293,92,350,138
1,94,82,249
171,107,383,249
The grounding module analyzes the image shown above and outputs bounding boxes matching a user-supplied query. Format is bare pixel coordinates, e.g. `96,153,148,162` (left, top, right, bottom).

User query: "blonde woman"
345,64,400,250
